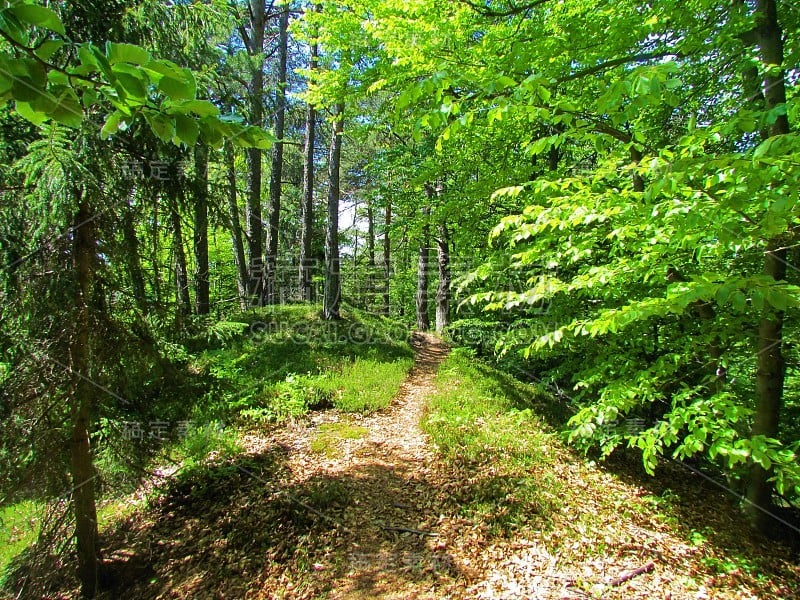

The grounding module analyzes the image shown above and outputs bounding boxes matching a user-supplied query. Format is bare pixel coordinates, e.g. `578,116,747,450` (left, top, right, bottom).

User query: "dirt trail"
268,331,463,599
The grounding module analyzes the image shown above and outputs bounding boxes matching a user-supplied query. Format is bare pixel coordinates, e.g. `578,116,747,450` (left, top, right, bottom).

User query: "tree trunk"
121,188,147,312
71,193,99,598
265,3,290,305
367,201,375,268
299,102,316,302
226,142,249,310
193,143,210,315
245,0,266,304
746,0,790,535
365,199,375,308
630,146,644,193
435,222,450,333
324,102,344,320
416,191,431,331
383,200,391,316
151,195,162,305
299,18,318,303
169,193,191,317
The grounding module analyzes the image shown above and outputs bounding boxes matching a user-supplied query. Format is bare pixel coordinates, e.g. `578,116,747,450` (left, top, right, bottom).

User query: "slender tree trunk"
299,104,316,302
365,199,375,308
71,192,99,598
169,193,191,317
264,3,290,305
151,195,162,305
245,0,266,303
383,200,391,316
416,189,431,331
352,196,360,304
399,226,408,317
436,222,450,333
367,202,376,268
324,102,344,320
193,143,210,315
226,142,249,310
121,188,147,312
299,22,318,304
746,0,791,535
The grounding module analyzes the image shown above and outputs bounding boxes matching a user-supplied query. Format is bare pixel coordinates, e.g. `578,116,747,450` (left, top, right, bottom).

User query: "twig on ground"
610,562,655,586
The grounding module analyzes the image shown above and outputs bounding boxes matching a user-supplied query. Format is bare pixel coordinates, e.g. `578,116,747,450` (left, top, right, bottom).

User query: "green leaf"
0,70,12,97
101,110,125,138
6,57,48,103
34,39,65,61
47,71,70,85
11,76,47,103
14,100,47,126
198,119,223,147
106,42,151,66
751,289,765,311
751,446,771,470
88,43,113,81
158,72,196,101
765,287,788,311
145,111,175,144
77,45,99,73
174,113,199,146
169,99,220,117
141,58,185,82
9,4,65,35
80,87,98,108
0,11,27,43
48,86,82,127
112,67,147,100
730,291,746,312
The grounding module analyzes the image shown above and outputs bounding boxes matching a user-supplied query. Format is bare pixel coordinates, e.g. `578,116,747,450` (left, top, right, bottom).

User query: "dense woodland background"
0,0,799,597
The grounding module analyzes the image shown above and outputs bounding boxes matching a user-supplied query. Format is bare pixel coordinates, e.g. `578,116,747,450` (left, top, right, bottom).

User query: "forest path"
263,331,465,599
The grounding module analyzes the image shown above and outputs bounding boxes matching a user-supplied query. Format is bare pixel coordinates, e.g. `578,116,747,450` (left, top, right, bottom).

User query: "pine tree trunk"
746,0,791,535
436,222,450,333
245,0,266,304
226,142,249,310
324,102,344,320
71,193,99,598
416,192,431,331
193,143,210,315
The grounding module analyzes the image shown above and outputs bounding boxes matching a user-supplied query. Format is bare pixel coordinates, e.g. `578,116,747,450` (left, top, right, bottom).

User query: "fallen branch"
611,562,655,586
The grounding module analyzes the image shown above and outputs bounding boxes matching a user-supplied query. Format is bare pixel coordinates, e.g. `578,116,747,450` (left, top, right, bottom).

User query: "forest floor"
8,332,800,599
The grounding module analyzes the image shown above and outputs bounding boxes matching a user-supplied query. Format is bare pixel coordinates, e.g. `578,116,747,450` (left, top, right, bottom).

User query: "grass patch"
310,422,370,458
422,348,562,534
0,500,42,579
423,348,553,465
197,305,413,423
319,357,413,413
